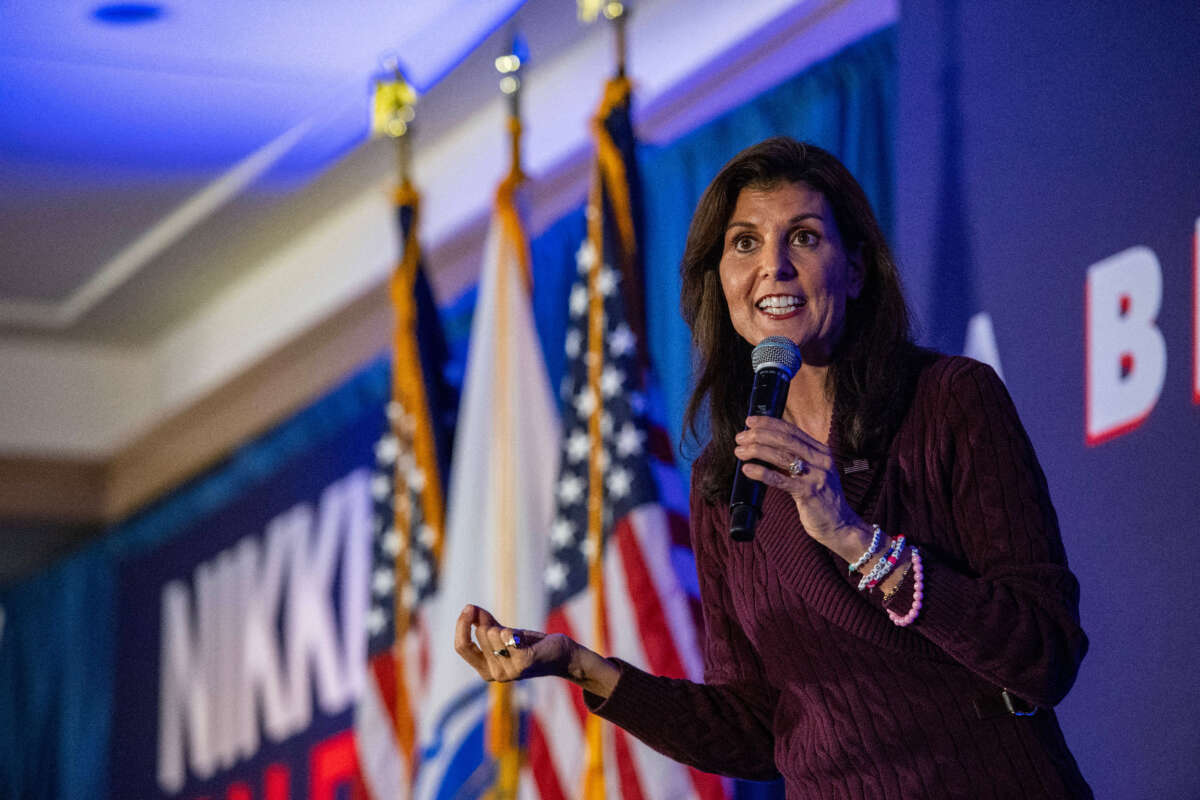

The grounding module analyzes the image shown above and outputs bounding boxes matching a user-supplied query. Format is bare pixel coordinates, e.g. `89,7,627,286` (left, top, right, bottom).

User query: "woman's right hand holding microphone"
455,604,620,699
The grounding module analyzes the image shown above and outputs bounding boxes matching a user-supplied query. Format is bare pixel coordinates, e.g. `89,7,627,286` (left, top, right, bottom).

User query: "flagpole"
591,2,650,366
581,5,634,797
535,6,730,797
487,39,528,800
368,68,448,793
495,38,532,289
614,2,627,77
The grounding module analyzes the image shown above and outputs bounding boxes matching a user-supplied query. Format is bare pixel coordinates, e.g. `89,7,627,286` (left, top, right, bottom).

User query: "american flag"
525,74,730,800
356,180,456,799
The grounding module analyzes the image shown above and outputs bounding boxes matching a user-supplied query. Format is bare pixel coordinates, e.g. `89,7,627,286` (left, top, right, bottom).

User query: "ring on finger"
788,458,808,477
492,648,511,658
504,632,523,649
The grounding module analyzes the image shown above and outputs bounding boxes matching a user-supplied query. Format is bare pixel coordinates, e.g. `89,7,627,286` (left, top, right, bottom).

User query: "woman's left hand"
733,416,864,549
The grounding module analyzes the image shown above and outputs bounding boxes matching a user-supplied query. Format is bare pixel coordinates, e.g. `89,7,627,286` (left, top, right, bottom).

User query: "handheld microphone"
729,336,802,541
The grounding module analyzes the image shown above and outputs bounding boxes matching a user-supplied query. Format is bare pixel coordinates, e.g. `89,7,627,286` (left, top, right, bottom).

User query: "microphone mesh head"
751,336,802,378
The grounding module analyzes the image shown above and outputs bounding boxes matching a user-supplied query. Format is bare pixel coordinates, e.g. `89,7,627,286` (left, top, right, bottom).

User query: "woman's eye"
791,230,818,247
732,235,756,252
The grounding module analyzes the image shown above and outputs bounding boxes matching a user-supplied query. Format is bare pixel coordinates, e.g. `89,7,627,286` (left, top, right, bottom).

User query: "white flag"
416,188,560,800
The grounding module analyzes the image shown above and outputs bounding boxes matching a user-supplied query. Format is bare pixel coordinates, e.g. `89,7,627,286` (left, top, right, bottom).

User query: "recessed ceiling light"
93,3,164,24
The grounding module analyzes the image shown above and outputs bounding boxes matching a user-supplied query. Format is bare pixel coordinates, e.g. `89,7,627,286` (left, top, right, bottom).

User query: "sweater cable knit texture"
586,354,1092,799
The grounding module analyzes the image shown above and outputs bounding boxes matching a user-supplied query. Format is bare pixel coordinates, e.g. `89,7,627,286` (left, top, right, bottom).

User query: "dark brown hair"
681,137,914,501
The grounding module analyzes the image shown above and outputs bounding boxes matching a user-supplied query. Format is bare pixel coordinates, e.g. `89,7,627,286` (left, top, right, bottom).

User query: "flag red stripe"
544,606,573,638
614,518,689,680
527,714,569,800
368,653,400,726
613,728,649,800
568,680,589,728
617,514,732,800
417,616,432,686
688,766,729,800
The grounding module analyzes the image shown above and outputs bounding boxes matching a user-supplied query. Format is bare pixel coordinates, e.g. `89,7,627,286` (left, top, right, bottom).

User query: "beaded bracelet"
887,547,924,627
858,534,906,592
867,535,906,590
847,524,883,575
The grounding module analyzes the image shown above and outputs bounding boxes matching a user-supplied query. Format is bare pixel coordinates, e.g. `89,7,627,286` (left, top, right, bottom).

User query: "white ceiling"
1,0,531,330
0,0,897,461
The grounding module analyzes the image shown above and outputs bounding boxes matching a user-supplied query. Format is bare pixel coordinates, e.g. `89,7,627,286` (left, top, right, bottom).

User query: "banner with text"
110,401,384,800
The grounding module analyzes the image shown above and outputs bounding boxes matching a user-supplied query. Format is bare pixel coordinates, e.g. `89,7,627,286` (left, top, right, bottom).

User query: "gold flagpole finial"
372,64,419,182
578,0,626,23
372,67,418,140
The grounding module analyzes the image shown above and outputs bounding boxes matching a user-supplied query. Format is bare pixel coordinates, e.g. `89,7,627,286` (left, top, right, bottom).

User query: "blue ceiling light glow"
93,3,164,24
0,1,526,183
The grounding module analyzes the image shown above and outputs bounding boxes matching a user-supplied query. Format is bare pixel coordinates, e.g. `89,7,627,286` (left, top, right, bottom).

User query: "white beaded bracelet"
848,524,883,575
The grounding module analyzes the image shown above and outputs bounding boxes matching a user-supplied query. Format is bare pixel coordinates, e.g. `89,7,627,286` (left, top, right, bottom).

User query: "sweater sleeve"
583,473,780,780
885,358,1088,707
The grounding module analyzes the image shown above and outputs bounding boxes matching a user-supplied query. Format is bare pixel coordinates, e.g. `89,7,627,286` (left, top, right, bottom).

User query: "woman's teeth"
756,296,805,315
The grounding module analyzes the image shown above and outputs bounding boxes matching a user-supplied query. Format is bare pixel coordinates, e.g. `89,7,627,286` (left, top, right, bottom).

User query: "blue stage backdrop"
109,391,384,799
0,358,392,800
897,2,1200,797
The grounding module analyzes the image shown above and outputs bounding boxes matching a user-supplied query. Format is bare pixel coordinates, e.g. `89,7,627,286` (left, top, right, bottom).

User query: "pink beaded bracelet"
886,547,923,627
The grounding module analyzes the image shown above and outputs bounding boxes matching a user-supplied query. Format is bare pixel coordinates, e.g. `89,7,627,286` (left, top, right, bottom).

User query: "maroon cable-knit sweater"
586,355,1092,799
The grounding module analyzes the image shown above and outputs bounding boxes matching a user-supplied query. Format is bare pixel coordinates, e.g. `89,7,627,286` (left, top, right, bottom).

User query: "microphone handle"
729,366,791,541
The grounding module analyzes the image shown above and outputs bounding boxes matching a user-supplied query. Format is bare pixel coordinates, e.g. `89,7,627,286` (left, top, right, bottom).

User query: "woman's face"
718,181,863,364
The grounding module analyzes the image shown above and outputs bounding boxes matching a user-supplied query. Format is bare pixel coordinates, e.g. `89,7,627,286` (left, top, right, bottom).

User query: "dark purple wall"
898,2,1200,796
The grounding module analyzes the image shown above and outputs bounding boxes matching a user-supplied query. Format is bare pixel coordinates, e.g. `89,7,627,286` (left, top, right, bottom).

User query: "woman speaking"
454,138,1092,799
